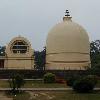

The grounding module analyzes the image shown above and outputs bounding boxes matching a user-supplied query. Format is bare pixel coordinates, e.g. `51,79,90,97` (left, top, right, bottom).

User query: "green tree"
0,46,5,56
90,40,100,67
34,47,46,70
90,40,100,75
8,76,16,93
15,74,25,90
72,75,97,93
8,74,25,94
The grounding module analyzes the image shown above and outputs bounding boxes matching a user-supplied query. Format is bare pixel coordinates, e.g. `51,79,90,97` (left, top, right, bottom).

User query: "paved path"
0,92,13,100
0,88,100,91
0,79,43,81
0,88,72,91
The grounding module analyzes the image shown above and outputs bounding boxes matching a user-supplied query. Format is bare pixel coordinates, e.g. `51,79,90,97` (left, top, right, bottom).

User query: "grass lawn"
0,79,100,88
7,91,100,100
23,80,67,88
0,80,67,88
0,80,9,88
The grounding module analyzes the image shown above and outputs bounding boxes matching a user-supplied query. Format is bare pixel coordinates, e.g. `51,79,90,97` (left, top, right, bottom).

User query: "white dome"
46,16,90,70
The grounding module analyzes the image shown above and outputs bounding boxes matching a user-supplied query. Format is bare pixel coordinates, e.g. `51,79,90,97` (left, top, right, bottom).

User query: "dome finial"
65,10,70,17
63,10,72,21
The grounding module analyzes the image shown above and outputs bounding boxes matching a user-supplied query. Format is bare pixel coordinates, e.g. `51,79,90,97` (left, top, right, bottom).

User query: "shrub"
8,74,25,94
85,75,98,86
72,75,98,93
15,74,25,90
66,76,78,86
66,74,80,87
44,73,56,83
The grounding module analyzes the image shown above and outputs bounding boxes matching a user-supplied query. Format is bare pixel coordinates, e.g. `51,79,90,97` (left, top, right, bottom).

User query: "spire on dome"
63,10,72,21
65,10,70,17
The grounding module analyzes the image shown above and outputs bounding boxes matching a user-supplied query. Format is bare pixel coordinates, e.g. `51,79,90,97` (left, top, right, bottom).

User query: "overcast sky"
0,0,100,50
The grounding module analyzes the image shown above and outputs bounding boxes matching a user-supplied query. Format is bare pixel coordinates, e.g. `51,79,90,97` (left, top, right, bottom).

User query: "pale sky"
0,0,100,50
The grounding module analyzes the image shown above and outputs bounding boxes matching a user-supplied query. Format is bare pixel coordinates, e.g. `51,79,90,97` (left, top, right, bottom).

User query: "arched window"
11,40,29,54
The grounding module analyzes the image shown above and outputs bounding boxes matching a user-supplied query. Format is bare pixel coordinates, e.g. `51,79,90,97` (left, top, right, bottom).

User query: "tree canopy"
90,40,100,67
34,47,46,70
0,46,5,56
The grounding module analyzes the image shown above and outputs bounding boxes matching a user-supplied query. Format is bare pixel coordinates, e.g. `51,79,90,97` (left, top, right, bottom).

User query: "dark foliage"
43,73,56,83
34,47,46,70
90,40,100,67
8,74,25,94
72,75,97,93
0,46,6,56
66,75,80,86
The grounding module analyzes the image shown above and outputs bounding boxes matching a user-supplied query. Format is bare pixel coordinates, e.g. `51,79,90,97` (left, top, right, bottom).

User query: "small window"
11,40,28,54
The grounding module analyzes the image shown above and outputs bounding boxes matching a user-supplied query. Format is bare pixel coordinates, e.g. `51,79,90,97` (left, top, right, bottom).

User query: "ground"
2,91,100,100
0,80,67,88
0,92,12,100
0,80,100,100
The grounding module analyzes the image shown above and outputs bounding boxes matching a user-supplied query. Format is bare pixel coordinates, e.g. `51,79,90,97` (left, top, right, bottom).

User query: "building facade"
0,36,34,69
46,11,90,70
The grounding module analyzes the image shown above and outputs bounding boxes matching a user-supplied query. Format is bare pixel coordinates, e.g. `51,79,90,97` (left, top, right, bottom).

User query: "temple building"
0,36,34,69
46,10,90,70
